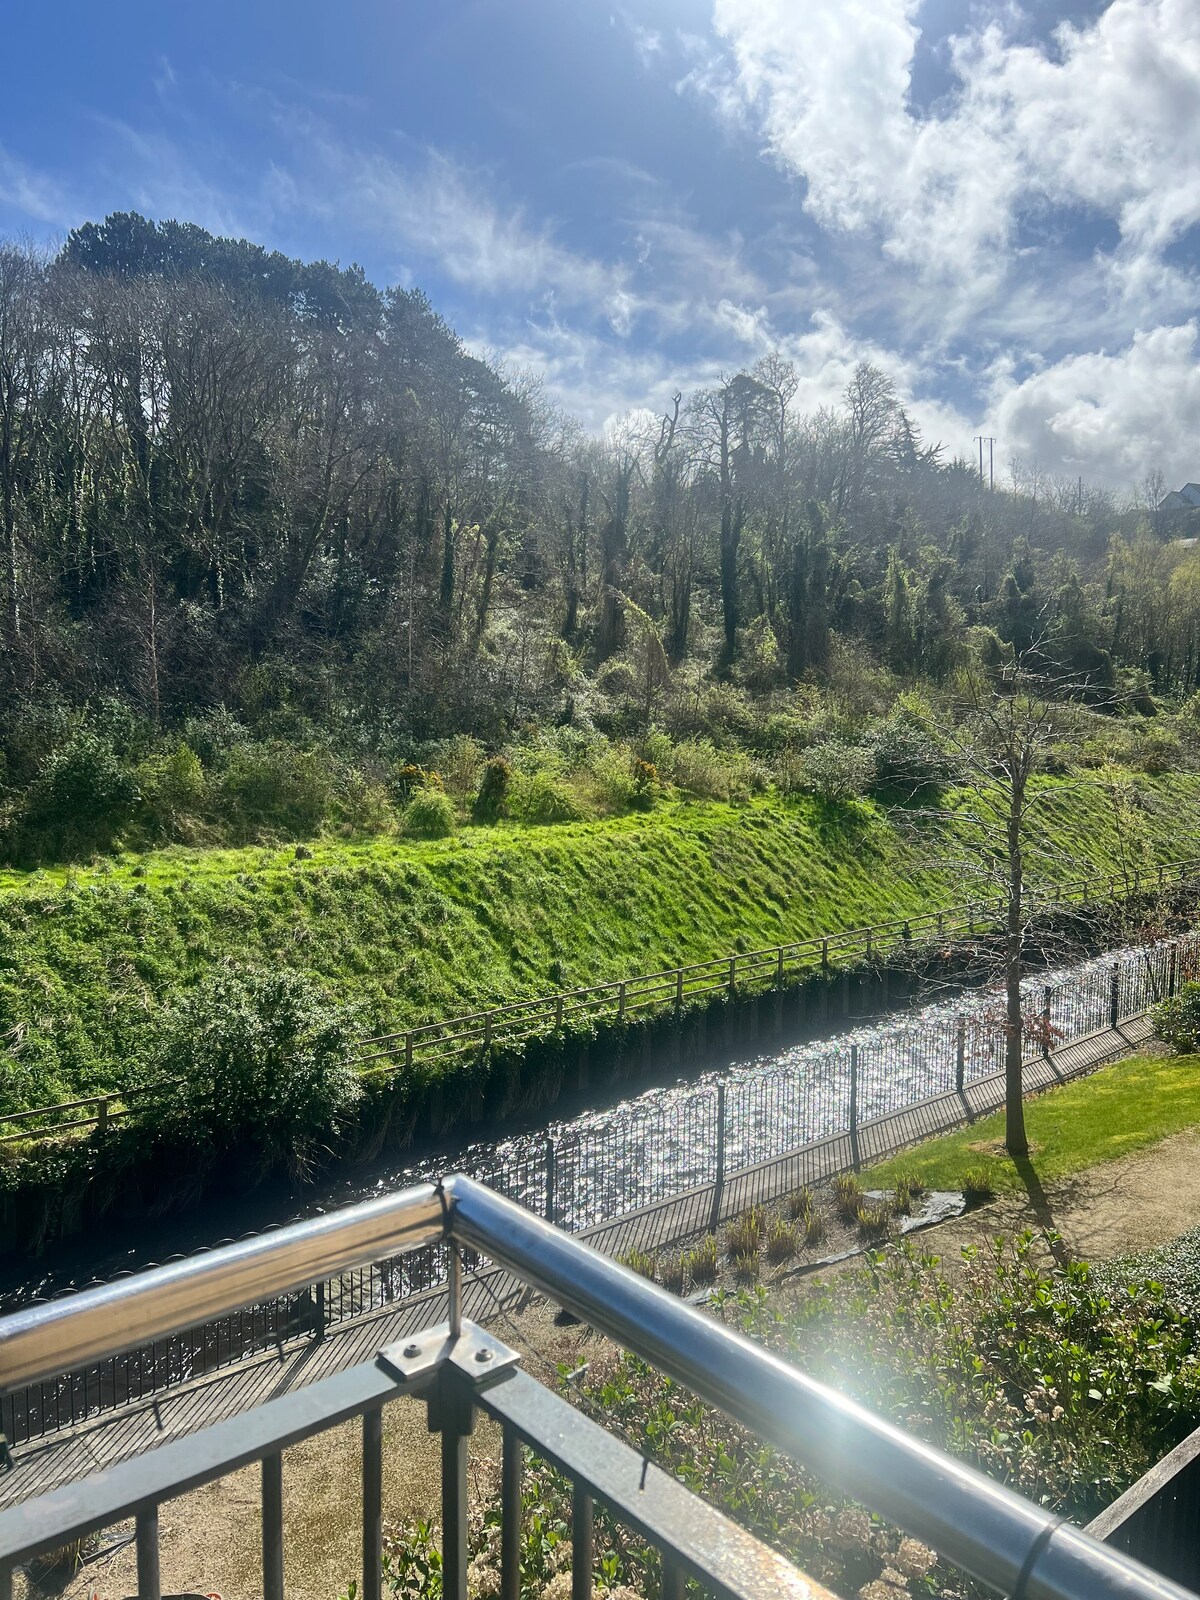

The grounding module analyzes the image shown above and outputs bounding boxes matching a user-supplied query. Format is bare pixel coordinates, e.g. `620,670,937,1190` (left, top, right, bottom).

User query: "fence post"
710,1083,727,1232
821,938,829,975
1042,986,1052,1061
618,982,626,1023
555,991,564,1031
544,1137,557,1227
1109,963,1121,1029
849,1044,860,1171
483,1011,493,1051
728,956,737,996
314,1279,326,1343
675,968,684,1018
1170,942,1179,998
955,1018,966,1096
96,1097,108,1134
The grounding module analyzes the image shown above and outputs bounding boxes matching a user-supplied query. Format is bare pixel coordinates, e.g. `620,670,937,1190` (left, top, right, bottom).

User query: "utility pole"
974,435,996,490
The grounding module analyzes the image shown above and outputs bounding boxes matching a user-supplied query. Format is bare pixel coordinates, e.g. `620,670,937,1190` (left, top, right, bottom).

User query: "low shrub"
833,1171,864,1222
765,1218,799,1264
510,771,586,825
618,1246,657,1282
786,1185,813,1222
961,1166,996,1205
731,1249,760,1284
856,1199,892,1240
659,1254,687,1294
804,1209,828,1248
683,1235,719,1285
401,789,457,839
1151,982,1200,1054
795,741,874,804
725,1206,764,1260
473,756,512,822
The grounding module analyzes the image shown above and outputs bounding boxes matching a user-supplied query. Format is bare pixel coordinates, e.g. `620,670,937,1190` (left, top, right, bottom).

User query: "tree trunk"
1005,806,1029,1156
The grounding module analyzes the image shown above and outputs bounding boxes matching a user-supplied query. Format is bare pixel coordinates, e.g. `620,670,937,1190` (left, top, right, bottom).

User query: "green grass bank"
4,770,1200,1113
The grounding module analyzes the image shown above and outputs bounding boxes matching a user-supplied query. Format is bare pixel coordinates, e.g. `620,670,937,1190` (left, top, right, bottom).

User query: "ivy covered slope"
3,771,1200,1112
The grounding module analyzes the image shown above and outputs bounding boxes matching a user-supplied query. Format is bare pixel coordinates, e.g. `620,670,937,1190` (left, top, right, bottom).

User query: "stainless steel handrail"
0,1183,444,1388
0,1173,1193,1600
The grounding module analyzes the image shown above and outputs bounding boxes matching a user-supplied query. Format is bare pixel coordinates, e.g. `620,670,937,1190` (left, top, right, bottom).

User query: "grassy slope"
869,1051,1200,1195
3,769,1200,1108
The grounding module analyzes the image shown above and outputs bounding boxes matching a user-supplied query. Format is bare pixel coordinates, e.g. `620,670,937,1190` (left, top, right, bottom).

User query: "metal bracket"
376,1319,521,1391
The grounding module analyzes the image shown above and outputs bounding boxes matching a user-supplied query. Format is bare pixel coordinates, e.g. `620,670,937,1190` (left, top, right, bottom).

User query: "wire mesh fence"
3,931,1196,1449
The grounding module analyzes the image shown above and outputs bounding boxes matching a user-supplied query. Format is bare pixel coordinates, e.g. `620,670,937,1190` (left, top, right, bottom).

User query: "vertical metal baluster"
0,1560,11,1600
136,1505,161,1600
661,1554,685,1600
441,1386,470,1600
572,1482,593,1600
849,1044,860,1170
501,1425,522,1600
262,1451,285,1600
448,1242,463,1340
363,1406,384,1600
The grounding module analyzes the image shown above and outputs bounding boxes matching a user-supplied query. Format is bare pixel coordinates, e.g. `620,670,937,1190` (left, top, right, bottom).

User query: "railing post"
556,990,564,1030
1042,986,1052,1061
262,1454,284,1600
572,1482,594,1600
363,1405,384,1600
1170,941,1179,998
96,1096,108,1134
728,955,736,995
405,1030,413,1072
314,1278,326,1342
849,1044,860,1171
434,1367,473,1600
545,1136,557,1227
955,1018,966,1095
674,967,684,1017
821,938,829,975
484,1011,493,1051
136,1505,161,1600
618,981,626,1022
1110,963,1121,1029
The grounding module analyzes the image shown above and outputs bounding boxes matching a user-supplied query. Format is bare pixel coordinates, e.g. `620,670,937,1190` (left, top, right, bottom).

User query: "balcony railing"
0,1175,1196,1600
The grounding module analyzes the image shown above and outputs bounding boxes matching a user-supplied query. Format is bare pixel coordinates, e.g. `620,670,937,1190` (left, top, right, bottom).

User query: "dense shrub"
15,732,141,858
868,709,958,798
140,969,361,1175
473,756,512,821
401,789,458,838
795,740,874,803
136,743,207,837
218,741,334,837
1151,982,1200,1053
669,738,755,802
510,771,586,825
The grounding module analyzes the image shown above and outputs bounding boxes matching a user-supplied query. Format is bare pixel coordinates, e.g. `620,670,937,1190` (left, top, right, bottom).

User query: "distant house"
1159,482,1200,514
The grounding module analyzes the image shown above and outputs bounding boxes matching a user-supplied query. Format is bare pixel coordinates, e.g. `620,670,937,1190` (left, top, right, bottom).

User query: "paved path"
0,1014,1153,1512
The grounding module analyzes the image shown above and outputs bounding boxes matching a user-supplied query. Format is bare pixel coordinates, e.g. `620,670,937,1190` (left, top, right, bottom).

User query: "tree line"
1,212,1197,765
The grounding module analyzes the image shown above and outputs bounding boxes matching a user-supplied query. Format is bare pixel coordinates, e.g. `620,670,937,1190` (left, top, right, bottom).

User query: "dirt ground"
33,1126,1200,1600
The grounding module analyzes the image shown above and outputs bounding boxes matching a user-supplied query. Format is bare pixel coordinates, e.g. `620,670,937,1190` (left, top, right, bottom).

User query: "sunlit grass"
868,1051,1200,1196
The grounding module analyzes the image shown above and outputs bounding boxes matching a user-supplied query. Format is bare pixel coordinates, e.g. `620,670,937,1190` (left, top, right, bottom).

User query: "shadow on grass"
1012,1150,1072,1267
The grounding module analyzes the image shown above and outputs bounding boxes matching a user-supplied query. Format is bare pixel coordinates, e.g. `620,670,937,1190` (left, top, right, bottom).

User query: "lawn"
4,766,1200,1112
869,1050,1200,1195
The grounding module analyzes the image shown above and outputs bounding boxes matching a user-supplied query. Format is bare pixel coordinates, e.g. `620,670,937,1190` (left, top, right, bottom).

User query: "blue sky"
3,0,1199,490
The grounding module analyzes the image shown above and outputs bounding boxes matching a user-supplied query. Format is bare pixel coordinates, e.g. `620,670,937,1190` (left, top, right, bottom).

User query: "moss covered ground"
4,770,1200,1111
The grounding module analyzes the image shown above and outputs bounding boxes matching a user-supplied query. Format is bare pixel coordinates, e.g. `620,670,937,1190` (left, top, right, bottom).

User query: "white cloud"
0,145,73,228
988,322,1200,487
701,0,1200,322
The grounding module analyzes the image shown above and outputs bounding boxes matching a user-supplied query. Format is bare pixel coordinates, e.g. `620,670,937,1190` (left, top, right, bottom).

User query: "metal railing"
0,1176,1195,1600
5,856,1198,1147
4,933,1192,1451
